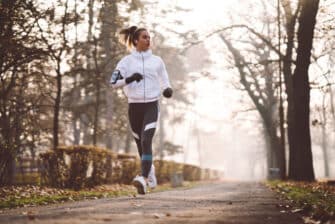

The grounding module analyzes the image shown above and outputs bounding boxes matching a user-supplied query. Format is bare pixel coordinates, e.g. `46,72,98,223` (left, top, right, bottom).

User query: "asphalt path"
0,181,304,224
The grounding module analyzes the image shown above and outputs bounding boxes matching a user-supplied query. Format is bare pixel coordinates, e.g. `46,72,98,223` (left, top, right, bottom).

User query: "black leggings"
128,101,158,178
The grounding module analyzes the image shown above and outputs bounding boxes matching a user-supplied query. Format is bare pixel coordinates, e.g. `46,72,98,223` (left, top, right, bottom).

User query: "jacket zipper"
141,53,145,102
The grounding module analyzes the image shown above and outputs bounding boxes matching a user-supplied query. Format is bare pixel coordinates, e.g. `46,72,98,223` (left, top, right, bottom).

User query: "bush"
40,145,222,190
111,154,140,184
183,164,201,181
154,160,184,183
40,145,115,190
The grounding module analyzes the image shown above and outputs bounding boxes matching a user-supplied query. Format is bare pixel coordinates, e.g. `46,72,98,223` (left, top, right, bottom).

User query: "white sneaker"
147,165,157,189
132,175,147,195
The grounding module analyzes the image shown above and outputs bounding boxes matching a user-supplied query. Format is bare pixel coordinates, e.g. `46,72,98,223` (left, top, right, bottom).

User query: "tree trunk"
101,0,118,149
52,0,69,148
281,0,297,181
93,38,101,146
0,153,16,186
263,117,282,178
321,94,329,177
289,0,319,181
277,0,286,179
124,128,132,153
53,64,62,148
72,0,80,145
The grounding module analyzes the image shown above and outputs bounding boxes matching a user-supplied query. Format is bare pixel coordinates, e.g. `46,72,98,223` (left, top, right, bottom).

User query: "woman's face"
136,30,150,51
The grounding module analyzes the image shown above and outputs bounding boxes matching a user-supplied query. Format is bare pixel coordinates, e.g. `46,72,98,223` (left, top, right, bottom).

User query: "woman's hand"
126,73,143,84
163,88,173,98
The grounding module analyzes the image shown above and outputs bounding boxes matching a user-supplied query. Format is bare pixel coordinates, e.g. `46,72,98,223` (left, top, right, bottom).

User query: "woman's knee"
141,137,151,149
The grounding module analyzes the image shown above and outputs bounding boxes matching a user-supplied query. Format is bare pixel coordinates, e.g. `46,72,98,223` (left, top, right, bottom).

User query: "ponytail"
119,26,146,48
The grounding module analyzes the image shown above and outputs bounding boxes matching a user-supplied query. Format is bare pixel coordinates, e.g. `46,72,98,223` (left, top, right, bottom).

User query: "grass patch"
0,184,137,210
0,181,201,210
267,180,335,222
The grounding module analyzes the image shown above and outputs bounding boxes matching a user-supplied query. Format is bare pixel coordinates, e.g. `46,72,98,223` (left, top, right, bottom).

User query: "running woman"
110,26,173,194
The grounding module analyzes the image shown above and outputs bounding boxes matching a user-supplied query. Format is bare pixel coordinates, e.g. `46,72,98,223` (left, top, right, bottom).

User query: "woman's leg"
140,101,158,178
128,103,144,157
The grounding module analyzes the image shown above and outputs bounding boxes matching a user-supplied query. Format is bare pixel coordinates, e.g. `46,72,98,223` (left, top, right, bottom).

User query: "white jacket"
110,49,171,103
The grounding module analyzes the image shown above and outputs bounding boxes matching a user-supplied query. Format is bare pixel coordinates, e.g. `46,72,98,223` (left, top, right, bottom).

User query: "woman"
110,26,173,194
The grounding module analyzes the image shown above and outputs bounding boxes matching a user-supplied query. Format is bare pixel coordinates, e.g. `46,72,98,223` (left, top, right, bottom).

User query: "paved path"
0,181,304,224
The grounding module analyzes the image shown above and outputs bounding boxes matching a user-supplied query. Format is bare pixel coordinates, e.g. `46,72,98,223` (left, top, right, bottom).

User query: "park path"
0,181,304,224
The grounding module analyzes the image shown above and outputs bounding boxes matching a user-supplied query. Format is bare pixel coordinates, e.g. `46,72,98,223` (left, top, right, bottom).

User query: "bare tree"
289,0,320,181
220,34,283,178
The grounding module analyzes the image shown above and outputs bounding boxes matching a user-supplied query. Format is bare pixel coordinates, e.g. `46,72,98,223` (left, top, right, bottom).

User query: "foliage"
268,181,335,223
0,0,50,185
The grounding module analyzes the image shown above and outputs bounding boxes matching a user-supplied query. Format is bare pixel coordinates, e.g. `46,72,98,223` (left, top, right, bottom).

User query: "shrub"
40,145,115,189
40,145,222,190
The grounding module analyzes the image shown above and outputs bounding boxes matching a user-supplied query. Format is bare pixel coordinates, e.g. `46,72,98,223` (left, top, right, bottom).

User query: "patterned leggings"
128,101,158,178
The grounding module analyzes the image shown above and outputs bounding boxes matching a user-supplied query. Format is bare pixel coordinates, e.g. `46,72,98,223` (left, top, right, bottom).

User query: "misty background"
1,0,334,184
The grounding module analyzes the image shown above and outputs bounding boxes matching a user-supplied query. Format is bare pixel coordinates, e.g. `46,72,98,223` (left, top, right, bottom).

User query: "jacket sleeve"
157,57,171,90
110,57,128,89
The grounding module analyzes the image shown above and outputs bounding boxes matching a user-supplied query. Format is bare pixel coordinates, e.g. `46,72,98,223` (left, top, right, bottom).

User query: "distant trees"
217,0,321,180
220,32,282,178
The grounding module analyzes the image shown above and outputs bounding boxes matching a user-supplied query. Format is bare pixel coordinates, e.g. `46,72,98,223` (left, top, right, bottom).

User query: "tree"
220,34,283,178
36,0,76,148
289,0,320,181
0,0,48,185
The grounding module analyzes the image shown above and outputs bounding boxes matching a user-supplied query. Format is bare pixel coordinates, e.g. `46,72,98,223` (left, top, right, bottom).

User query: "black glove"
163,87,173,98
125,73,143,84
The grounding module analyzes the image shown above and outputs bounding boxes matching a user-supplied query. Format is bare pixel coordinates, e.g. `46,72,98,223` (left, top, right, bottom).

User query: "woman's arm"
157,57,171,90
157,57,173,98
110,58,128,89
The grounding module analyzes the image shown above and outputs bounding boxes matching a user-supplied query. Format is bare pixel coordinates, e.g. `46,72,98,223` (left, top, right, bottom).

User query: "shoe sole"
133,180,145,195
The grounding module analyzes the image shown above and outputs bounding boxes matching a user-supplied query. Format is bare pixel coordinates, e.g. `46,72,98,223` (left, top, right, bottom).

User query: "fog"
149,0,335,180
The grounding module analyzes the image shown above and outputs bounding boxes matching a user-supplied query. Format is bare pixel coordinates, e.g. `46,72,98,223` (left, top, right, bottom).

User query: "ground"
0,181,305,224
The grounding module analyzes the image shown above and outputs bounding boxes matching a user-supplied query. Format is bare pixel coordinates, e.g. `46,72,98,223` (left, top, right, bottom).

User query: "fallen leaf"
302,216,321,224
292,208,303,213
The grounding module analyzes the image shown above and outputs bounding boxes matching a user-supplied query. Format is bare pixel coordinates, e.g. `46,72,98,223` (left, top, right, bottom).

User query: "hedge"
40,145,222,190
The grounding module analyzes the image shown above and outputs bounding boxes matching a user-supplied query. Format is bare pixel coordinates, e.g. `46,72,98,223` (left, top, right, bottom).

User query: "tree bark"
72,0,80,145
53,63,62,148
280,0,298,181
124,128,132,153
101,0,118,149
289,0,319,181
52,0,69,148
93,37,101,145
